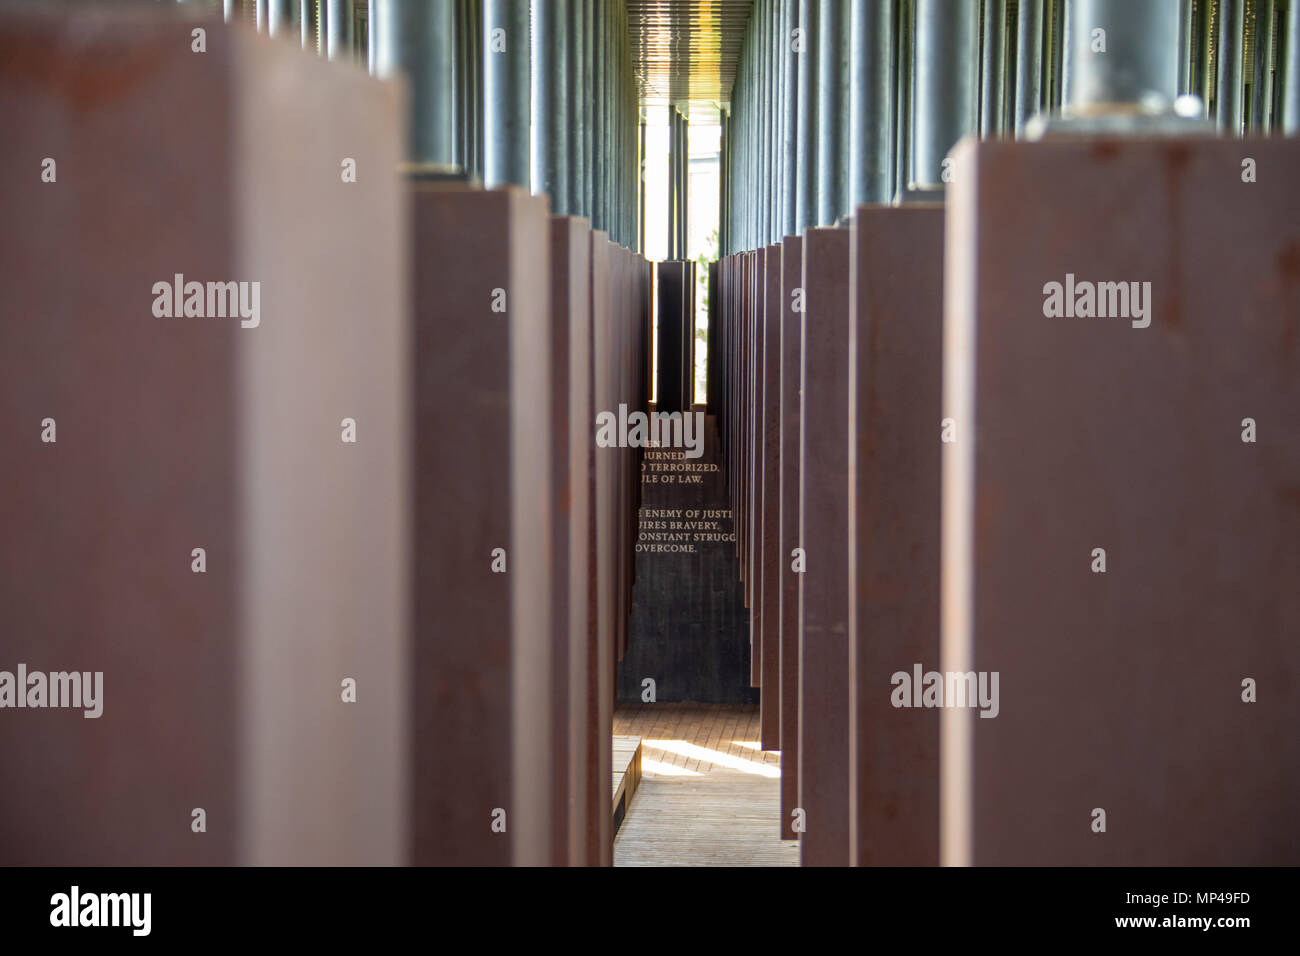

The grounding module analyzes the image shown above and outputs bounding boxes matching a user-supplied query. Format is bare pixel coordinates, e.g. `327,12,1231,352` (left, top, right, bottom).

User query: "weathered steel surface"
943,136,1300,865
549,215,593,865
798,226,852,866
760,243,782,750
778,235,803,841
0,8,408,865
412,186,553,867
847,205,943,867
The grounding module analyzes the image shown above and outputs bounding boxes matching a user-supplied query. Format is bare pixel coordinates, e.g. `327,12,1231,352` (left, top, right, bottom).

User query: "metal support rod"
532,0,568,211
1284,0,1300,132
781,0,798,237
301,0,314,52
637,117,642,254
452,0,464,168
679,109,690,256
568,0,587,217
1061,0,1181,116
484,0,530,188
894,0,911,202
1216,0,1246,133
268,0,297,37
592,0,606,229
718,112,727,254
1177,0,1194,95
911,0,979,192
795,0,818,233
668,109,678,257
1250,0,1276,131
1014,0,1044,135
848,0,894,208
374,0,456,168
980,0,1007,136
816,0,846,224
326,0,354,60
759,0,769,243
583,0,594,218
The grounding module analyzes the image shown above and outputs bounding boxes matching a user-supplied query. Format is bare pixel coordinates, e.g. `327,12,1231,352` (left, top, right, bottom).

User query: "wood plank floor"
612,703,799,866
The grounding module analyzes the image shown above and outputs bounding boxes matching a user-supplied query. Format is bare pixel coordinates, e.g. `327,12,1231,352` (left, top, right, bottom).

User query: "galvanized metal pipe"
451,1,464,167
1218,0,1246,133
911,0,979,192
592,0,606,229
267,0,296,37
848,0,895,207
483,0,530,188
816,0,847,224
980,0,1008,136
1284,0,1300,132
374,0,457,168
1250,0,1276,131
1014,0,1045,136
894,0,912,201
568,0,587,217
640,117,648,253
680,109,690,256
795,0,818,232
668,108,679,257
326,0,354,60
531,0,568,211
1061,0,1181,116
583,0,594,218
301,0,315,52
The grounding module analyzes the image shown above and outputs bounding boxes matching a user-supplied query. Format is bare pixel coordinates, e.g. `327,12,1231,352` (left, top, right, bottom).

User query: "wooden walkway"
612,703,799,866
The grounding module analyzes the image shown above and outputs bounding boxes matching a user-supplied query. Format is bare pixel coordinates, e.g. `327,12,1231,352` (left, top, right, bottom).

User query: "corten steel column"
374,0,456,168
797,226,852,866
484,0,530,188
980,0,1007,137
1284,0,1300,133
815,0,847,225
759,245,782,750
267,0,297,37
846,206,944,867
781,0,798,237
1060,0,1181,117
326,0,354,60
532,0,568,212
1014,0,1044,136
941,134,1300,867
1216,0,1245,134
848,0,896,207
910,0,978,192
795,0,818,233
778,235,803,840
